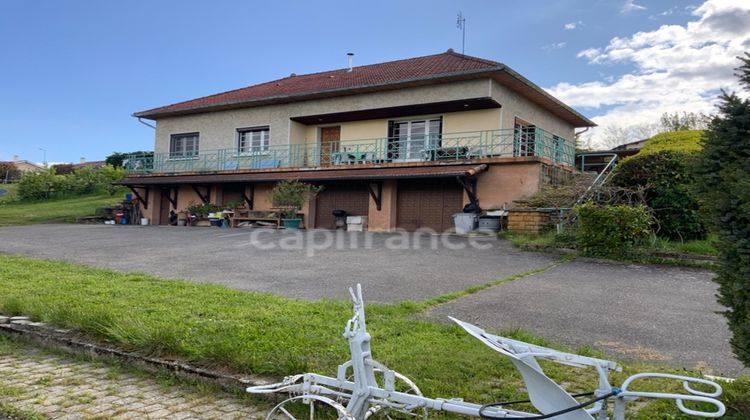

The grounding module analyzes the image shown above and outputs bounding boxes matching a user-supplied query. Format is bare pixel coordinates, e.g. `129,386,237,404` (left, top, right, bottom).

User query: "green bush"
613,150,707,240
17,165,124,201
17,170,69,200
575,203,652,257
639,130,703,155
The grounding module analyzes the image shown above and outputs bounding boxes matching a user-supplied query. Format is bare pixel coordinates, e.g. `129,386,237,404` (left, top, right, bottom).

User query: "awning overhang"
290,98,500,125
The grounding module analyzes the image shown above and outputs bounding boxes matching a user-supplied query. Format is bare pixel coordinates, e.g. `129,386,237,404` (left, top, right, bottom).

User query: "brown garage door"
397,179,464,232
315,183,370,229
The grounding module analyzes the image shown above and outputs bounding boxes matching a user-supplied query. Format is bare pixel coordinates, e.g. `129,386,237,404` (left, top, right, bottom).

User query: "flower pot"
282,218,302,231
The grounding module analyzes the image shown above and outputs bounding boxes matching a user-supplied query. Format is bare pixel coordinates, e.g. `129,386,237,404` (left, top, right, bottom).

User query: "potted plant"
269,180,321,231
185,201,221,226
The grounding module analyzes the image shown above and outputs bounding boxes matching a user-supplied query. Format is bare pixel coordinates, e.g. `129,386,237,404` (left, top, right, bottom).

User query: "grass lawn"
505,231,719,259
0,190,126,226
0,255,747,417
0,183,18,203
651,234,719,256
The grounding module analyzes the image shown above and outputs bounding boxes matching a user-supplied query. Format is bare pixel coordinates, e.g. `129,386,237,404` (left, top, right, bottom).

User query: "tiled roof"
134,50,503,118
71,160,106,169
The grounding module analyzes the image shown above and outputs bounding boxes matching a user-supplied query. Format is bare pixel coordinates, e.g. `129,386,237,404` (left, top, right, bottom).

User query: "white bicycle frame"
248,284,726,419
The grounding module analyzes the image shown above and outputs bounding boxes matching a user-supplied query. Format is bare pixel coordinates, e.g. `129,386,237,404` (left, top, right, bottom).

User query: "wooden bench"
230,209,305,229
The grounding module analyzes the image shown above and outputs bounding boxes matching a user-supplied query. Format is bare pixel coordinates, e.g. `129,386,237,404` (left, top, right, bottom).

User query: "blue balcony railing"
124,128,575,175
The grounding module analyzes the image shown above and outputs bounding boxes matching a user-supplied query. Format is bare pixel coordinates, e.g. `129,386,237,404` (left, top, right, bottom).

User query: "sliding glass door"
390,118,442,161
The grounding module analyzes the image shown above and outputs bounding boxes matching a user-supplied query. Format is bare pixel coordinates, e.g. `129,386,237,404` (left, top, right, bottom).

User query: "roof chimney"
347,53,354,72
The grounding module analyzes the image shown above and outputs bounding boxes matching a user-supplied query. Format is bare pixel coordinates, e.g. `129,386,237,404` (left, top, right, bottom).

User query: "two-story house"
122,50,594,231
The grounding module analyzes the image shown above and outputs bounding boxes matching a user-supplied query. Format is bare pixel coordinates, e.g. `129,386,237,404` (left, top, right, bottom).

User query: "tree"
694,54,750,366
106,151,154,168
597,123,661,149
659,111,710,132
269,180,322,219
0,162,21,183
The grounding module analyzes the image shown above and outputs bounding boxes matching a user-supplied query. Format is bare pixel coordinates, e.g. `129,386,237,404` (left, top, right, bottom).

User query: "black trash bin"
332,209,347,229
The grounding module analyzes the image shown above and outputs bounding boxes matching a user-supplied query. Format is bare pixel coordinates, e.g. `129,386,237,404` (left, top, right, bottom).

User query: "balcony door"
389,118,441,161
320,126,341,166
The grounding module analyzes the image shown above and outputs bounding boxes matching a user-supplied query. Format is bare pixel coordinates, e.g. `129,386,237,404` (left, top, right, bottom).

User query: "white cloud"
564,22,577,30
547,0,750,147
542,42,567,52
621,0,647,13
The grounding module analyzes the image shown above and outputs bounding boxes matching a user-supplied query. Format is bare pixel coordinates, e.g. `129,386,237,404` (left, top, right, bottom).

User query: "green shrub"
639,130,703,155
575,203,653,257
613,150,707,240
17,170,69,200
16,165,123,201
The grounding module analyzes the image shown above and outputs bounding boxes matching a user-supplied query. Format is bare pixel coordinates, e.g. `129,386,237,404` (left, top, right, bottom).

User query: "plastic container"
477,216,501,233
346,216,367,232
140,218,149,226
453,213,478,234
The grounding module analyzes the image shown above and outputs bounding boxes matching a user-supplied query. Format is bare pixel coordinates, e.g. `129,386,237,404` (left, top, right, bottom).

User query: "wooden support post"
367,182,382,211
127,186,149,209
163,187,178,208
456,176,479,208
242,184,255,209
191,185,210,204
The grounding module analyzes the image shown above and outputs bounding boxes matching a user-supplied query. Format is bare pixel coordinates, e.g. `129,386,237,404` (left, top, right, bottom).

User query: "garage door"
397,179,464,232
315,183,370,229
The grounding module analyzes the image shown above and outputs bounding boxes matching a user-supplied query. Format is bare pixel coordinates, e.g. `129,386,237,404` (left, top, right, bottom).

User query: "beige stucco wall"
154,79,492,153
299,108,502,148
490,80,576,143
442,108,501,133
153,78,579,158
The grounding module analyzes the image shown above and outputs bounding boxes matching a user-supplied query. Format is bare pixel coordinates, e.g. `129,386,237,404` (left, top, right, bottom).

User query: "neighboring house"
71,159,106,169
2,156,45,173
123,50,595,231
612,138,648,152
576,138,647,174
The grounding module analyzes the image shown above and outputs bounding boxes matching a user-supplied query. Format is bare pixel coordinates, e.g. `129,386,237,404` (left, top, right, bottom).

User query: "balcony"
124,129,574,175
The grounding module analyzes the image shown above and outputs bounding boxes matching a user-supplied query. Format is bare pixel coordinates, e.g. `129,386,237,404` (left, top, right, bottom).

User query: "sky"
1,0,748,164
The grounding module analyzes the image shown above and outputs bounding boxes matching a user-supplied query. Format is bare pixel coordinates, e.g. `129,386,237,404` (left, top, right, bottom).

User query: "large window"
237,127,270,154
169,133,199,158
389,117,442,161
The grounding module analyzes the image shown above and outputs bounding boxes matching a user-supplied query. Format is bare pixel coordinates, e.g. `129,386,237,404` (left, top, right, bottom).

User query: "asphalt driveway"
0,224,744,376
0,224,556,302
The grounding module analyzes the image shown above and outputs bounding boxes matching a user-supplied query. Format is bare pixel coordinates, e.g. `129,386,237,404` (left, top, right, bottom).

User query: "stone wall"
506,209,553,234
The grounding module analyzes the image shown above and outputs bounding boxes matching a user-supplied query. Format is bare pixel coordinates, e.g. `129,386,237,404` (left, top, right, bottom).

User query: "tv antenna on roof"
456,12,466,54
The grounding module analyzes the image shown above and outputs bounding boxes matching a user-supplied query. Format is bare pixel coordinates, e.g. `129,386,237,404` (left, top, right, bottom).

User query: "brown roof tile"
134,51,502,118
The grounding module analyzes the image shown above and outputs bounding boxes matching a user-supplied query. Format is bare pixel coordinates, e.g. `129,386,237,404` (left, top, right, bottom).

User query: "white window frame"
169,133,199,160
513,118,536,157
391,117,442,161
236,126,270,156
